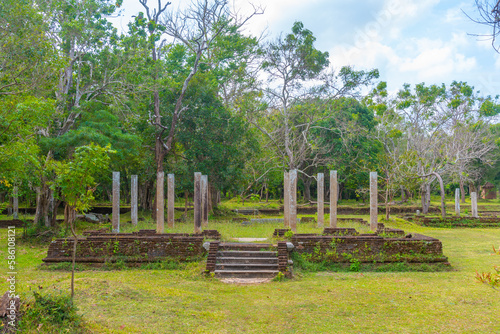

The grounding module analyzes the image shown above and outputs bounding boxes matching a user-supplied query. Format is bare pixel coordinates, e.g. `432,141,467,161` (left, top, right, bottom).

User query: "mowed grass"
0,215,499,333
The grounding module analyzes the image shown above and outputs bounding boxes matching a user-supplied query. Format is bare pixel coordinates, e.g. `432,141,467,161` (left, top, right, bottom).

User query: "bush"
18,290,87,333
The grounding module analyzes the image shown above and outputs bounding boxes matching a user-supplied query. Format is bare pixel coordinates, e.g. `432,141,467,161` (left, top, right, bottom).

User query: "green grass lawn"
1,213,500,333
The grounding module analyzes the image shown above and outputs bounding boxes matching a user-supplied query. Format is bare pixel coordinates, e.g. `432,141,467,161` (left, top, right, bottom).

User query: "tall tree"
32,0,124,225
132,0,260,215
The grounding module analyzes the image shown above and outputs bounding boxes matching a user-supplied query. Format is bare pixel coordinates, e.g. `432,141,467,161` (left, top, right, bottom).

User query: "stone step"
217,257,278,264
214,270,279,279
219,242,275,251
217,250,277,258
215,263,279,271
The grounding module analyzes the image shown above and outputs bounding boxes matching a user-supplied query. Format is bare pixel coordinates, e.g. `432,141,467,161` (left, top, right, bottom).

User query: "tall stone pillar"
13,186,18,220
329,170,337,228
167,174,175,228
317,173,324,227
454,188,460,217
284,172,290,228
156,172,165,233
370,172,378,231
471,192,478,218
290,169,297,232
131,175,138,226
202,175,208,227
112,172,120,233
194,172,202,233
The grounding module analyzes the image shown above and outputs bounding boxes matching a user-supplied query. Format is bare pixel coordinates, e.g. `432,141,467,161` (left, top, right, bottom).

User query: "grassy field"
1,210,500,333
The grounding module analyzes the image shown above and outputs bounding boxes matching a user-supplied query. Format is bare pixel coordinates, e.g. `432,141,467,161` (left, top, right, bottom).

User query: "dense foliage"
0,0,499,222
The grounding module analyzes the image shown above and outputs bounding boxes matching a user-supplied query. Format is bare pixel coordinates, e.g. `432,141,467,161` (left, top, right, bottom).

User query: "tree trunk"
432,172,446,219
34,182,52,227
303,177,312,202
421,183,431,214
209,183,219,211
64,204,76,225
50,199,62,227
184,190,188,218
460,177,466,203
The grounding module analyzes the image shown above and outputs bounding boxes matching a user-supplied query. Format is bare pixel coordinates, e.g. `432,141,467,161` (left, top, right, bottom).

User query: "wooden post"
131,175,138,226
317,173,324,227
370,172,378,231
471,192,478,218
167,174,175,228
112,172,120,233
290,169,297,232
284,172,290,228
202,175,208,227
454,188,460,217
156,172,165,233
329,170,337,228
13,186,18,220
194,172,202,233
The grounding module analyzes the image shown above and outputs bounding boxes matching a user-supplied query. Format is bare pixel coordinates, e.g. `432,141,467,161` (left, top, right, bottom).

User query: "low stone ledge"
42,232,213,264
290,229,447,264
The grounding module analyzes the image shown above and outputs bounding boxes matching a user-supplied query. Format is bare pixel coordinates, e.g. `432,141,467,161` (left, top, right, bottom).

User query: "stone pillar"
156,172,165,234
370,172,378,231
167,174,175,228
131,175,138,226
194,172,202,233
329,170,337,228
290,169,297,232
284,172,290,228
454,188,460,217
112,172,120,233
202,175,208,227
471,192,478,218
13,186,18,220
317,173,324,227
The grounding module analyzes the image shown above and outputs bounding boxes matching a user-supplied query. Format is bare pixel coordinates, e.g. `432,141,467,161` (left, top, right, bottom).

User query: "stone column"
317,173,324,227
284,172,290,228
112,172,120,233
370,172,378,231
471,192,478,218
202,175,208,227
329,170,337,228
167,174,175,228
156,172,165,234
454,188,460,217
194,172,202,233
13,186,18,220
131,175,138,226
290,169,297,232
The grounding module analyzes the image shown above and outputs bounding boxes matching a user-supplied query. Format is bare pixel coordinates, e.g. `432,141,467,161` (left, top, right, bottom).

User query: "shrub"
18,290,87,333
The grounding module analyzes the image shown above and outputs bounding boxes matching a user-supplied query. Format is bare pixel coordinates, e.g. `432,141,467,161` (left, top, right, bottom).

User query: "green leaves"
262,21,329,82
480,98,500,117
51,143,114,213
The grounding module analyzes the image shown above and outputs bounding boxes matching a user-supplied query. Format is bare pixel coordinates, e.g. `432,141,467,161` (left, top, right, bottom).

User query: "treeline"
1,0,499,224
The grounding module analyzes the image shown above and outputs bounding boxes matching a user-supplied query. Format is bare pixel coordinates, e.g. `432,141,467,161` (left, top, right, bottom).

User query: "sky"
109,0,500,96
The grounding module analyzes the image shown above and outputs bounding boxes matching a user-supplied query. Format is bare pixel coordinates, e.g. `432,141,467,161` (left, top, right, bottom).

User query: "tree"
32,0,124,226
469,1,500,52
51,143,114,299
394,83,448,214
251,22,378,180
131,0,260,217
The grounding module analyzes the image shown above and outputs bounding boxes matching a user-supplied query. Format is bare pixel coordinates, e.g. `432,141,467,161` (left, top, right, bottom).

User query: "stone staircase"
214,243,279,279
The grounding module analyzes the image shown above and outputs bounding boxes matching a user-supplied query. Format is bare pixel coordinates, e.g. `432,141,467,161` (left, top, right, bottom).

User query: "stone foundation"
42,231,218,264
290,229,447,264
412,217,500,228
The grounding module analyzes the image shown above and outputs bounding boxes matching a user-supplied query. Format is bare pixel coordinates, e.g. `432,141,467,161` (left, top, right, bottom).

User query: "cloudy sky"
110,0,500,96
